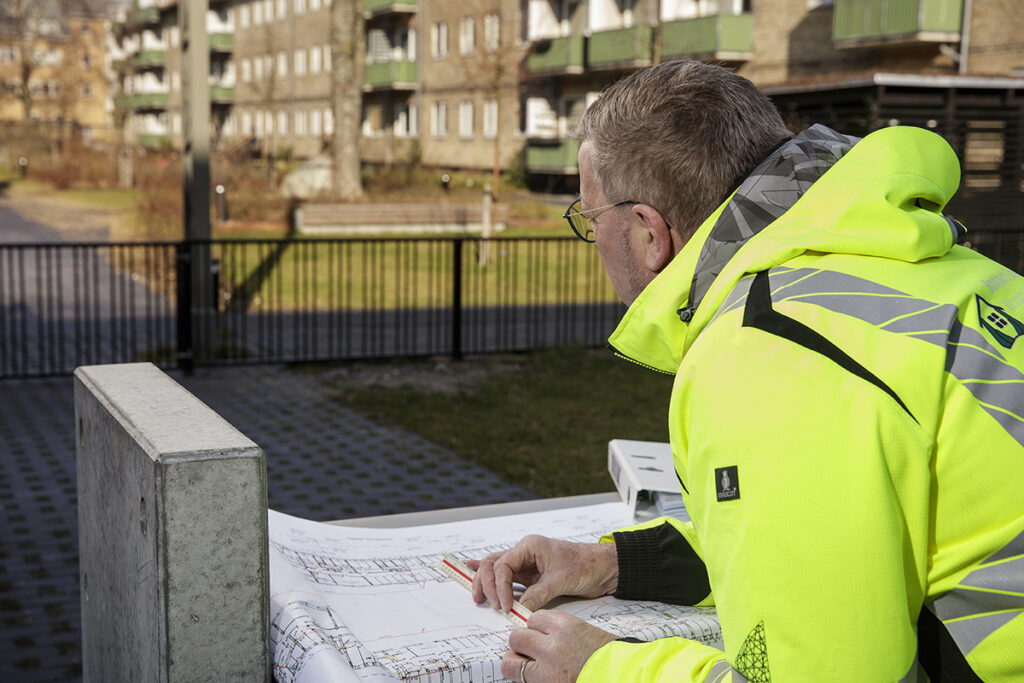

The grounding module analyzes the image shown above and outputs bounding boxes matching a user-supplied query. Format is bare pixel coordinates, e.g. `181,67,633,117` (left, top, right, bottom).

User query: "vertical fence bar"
451,238,463,361
176,241,194,374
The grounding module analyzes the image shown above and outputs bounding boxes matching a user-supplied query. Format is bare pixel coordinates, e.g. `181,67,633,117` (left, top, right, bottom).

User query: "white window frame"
242,110,253,135
278,109,288,136
309,46,321,73
263,0,273,22
459,100,474,139
484,13,500,51
483,99,498,139
459,17,475,55
324,107,333,135
295,0,306,14
431,21,448,58
295,109,307,136
323,45,332,71
310,0,321,10
253,1,262,25
431,100,447,138
276,0,287,20
310,108,322,136
277,51,288,77
239,4,250,28
294,49,306,76
241,58,252,82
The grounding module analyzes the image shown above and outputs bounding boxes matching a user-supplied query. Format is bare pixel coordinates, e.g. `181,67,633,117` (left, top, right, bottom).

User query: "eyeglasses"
563,199,639,243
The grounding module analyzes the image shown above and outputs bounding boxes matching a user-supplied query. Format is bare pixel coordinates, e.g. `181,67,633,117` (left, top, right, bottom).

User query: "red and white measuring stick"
440,552,533,627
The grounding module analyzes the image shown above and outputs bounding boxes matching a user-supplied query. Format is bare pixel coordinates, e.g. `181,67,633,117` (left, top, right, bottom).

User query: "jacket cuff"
612,522,711,605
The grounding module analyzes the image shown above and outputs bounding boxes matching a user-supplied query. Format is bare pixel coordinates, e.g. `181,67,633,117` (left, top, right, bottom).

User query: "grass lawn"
324,346,675,498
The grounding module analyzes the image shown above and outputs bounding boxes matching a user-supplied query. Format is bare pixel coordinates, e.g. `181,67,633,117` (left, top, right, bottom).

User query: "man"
470,61,1024,682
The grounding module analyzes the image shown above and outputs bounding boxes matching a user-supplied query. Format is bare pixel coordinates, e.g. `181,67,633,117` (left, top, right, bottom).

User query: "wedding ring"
520,658,530,683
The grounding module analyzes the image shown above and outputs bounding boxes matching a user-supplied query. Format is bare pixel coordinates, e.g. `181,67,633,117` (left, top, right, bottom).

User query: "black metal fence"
0,237,626,378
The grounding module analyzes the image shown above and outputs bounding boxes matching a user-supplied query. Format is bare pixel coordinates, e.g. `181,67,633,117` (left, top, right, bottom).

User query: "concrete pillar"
75,363,270,682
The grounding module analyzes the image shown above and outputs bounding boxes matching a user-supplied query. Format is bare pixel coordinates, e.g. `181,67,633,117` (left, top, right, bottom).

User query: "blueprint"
269,502,721,683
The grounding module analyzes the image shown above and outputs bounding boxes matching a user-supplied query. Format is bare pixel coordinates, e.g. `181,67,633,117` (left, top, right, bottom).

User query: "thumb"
519,582,555,611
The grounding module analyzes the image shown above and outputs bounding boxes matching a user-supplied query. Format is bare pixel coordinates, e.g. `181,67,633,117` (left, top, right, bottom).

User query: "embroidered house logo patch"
977,294,1024,349
715,466,740,502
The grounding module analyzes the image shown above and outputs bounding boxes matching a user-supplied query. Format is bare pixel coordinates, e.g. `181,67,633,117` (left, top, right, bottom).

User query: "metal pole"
451,239,463,361
181,0,212,362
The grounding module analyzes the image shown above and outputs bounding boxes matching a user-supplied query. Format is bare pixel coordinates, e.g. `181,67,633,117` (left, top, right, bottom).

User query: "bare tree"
330,0,365,200
249,23,282,187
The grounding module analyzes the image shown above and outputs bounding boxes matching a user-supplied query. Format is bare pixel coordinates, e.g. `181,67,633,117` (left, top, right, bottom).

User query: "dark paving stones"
0,364,535,681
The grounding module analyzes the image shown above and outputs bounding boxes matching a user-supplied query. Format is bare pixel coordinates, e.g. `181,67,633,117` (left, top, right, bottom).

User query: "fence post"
451,238,463,361
176,241,194,374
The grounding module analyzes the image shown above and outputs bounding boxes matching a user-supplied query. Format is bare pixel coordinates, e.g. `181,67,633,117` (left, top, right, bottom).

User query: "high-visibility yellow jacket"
580,125,1024,682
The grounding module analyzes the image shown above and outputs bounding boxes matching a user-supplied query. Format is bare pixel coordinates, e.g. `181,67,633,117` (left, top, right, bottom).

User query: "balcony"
210,85,235,103
138,133,171,149
364,61,417,90
587,25,652,70
362,0,417,17
662,13,753,62
128,5,160,26
527,35,585,76
130,50,166,69
833,0,962,47
526,138,581,174
131,92,169,110
209,33,234,52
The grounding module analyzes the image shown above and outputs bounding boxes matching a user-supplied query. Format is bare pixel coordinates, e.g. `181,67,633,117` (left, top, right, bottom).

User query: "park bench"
294,201,510,235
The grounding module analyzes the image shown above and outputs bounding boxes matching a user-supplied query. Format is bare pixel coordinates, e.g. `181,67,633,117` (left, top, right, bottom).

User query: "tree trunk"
330,0,366,200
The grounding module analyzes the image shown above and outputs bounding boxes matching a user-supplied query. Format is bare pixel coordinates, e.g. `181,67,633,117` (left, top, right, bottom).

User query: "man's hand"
502,611,619,683
468,535,618,613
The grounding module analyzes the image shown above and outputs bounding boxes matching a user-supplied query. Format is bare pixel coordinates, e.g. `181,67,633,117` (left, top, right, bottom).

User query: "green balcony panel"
662,14,753,60
364,60,417,88
130,6,160,26
587,25,652,69
210,85,235,103
133,92,168,109
138,133,171,149
130,50,166,69
528,35,585,75
526,138,581,174
114,94,134,110
209,33,234,52
363,0,417,14
833,0,962,44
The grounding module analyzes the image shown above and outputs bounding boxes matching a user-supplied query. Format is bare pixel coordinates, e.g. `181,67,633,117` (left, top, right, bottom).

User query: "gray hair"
575,60,792,240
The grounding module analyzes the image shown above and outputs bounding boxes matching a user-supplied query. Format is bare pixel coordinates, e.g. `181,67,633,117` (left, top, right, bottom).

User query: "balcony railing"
128,5,160,26
833,0,962,46
526,138,581,174
209,33,234,52
364,61,417,89
131,50,166,69
362,0,417,15
210,85,235,103
588,25,652,69
138,133,171,148
662,13,753,61
527,35,585,75
131,92,169,109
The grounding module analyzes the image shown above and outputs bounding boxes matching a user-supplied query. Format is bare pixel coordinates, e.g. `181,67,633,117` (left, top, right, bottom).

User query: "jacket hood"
609,124,964,373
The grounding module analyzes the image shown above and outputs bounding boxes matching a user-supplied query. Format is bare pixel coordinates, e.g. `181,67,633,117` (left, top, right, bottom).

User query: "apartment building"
0,8,114,142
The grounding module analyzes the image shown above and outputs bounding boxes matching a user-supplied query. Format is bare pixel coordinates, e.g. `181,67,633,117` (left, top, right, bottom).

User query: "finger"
500,651,531,683
472,554,500,606
518,582,555,612
465,559,480,571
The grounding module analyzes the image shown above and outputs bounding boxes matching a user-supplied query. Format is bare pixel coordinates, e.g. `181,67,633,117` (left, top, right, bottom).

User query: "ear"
632,204,675,272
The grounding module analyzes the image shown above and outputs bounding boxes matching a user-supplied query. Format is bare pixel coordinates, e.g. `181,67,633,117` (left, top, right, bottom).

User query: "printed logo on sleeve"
715,466,740,502
977,294,1024,349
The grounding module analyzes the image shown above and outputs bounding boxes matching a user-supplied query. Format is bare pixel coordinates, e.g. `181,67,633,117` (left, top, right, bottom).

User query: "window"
363,104,382,137
295,0,305,14
0,47,16,64
255,110,264,136
294,49,306,75
239,4,250,28
395,104,410,137
483,99,498,138
295,109,306,136
253,56,263,80
278,110,289,135
324,107,333,135
459,100,474,138
323,45,332,71
172,71,180,92
310,0,320,10
241,58,252,82
264,0,273,22
459,17,475,55
170,26,179,47
277,51,288,77
173,113,181,134
484,13,500,51
253,1,262,24
242,110,253,135
263,54,273,79
81,51,90,68
265,110,274,135
431,21,448,58
310,108,322,136
309,45,321,73
431,100,447,138
276,0,287,20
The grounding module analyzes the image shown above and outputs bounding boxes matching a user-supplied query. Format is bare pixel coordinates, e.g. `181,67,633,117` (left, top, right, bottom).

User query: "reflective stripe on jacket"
580,125,1024,682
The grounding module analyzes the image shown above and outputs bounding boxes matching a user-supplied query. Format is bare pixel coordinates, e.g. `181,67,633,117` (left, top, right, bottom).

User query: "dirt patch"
320,355,527,396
